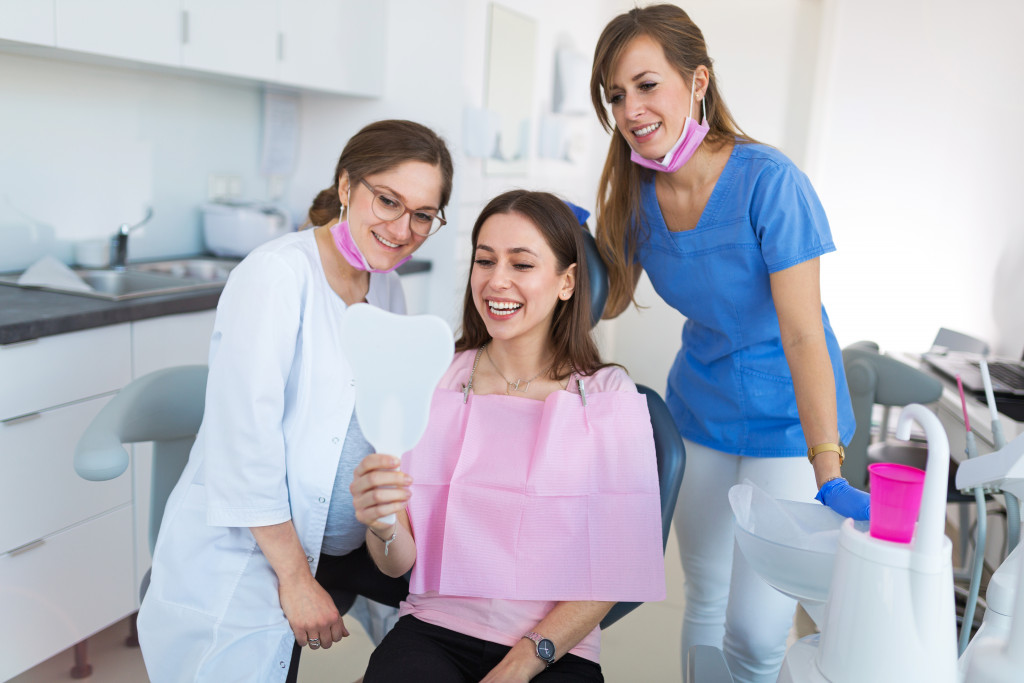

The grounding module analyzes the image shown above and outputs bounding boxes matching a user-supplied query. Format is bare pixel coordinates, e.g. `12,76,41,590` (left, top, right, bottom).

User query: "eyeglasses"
359,179,446,236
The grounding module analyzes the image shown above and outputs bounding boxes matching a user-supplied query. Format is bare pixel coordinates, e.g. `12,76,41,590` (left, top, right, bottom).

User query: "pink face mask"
629,75,709,174
329,219,411,274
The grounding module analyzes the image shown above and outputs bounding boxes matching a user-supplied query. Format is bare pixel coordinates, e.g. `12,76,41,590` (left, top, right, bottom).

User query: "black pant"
364,615,604,682
285,543,409,683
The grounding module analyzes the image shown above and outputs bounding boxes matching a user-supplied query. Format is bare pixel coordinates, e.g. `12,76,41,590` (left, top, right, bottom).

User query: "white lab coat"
137,230,405,683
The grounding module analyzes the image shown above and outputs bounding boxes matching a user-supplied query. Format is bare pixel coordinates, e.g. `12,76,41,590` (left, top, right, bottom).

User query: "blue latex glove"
815,477,871,520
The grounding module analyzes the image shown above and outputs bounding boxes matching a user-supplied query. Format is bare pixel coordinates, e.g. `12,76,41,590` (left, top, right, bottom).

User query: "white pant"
674,439,817,683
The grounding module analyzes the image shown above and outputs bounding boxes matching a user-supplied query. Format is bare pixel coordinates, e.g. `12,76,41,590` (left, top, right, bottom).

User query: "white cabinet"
276,0,385,96
1,1,386,95
0,507,135,681
0,0,55,45
131,309,215,379
0,324,133,680
55,0,181,66
180,0,278,81
0,323,130,422
0,396,129,555
0,311,215,679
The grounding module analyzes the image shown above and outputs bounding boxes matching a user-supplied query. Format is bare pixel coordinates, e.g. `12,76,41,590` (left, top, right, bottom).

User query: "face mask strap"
690,73,707,125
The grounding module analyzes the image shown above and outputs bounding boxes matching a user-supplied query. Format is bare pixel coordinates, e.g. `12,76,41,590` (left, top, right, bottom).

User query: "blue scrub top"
635,141,855,457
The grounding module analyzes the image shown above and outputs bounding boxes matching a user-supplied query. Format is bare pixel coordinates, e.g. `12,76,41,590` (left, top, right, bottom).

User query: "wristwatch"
522,631,555,667
807,442,845,466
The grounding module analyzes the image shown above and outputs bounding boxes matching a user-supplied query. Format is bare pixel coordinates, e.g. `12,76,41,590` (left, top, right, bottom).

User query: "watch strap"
522,631,555,666
807,441,845,466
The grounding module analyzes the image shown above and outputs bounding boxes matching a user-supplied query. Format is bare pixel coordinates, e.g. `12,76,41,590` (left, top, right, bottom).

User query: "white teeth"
635,122,661,136
488,300,522,316
374,232,400,248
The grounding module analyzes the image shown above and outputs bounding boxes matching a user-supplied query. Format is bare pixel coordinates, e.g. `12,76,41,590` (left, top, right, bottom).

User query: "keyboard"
973,361,1024,391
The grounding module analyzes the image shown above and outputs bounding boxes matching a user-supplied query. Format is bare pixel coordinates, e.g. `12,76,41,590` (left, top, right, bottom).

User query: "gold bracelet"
807,442,845,466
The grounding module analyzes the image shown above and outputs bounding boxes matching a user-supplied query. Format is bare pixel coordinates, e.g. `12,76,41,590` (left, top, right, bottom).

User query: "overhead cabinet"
55,0,181,67
0,0,55,45
180,0,279,81
7,0,385,96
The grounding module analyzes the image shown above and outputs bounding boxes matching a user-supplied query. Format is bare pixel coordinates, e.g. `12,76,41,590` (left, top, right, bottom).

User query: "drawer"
0,505,135,681
132,310,216,378
0,323,131,421
0,396,131,554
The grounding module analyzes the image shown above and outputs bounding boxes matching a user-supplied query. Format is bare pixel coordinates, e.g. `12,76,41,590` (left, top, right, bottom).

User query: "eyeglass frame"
357,178,446,237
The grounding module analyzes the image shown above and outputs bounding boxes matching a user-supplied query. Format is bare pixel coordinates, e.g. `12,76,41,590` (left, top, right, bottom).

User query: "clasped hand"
279,573,349,649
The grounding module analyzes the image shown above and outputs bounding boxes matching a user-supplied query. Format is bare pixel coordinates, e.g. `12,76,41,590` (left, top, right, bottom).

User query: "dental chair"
569,207,687,629
71,363,207,676
842,341,944,491
73,364,375,681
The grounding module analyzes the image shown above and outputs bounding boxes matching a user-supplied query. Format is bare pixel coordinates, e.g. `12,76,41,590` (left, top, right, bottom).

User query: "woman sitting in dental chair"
350,190,666,682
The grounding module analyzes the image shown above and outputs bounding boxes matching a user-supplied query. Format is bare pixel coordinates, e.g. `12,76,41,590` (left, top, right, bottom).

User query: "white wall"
812,0,1024,358
0,54,264,271
609,0,1024,395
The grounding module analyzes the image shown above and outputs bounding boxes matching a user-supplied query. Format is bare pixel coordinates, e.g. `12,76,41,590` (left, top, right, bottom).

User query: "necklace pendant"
510,379,529,393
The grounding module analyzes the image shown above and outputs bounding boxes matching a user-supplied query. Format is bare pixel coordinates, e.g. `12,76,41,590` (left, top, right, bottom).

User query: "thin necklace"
483,342,550,395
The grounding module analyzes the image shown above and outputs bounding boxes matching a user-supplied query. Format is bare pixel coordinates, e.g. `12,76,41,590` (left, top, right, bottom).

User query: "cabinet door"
181,0,277,80
0,396,130,555
0,507,135,681
54,0,181,66
131,309,216,379
0,0,55,45
275,0,385,95
0,324,131,422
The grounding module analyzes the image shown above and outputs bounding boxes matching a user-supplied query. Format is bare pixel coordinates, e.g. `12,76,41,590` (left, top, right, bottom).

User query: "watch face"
537,638,555,660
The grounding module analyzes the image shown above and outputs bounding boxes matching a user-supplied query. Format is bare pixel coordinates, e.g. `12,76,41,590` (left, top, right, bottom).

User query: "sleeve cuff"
206,505,292,528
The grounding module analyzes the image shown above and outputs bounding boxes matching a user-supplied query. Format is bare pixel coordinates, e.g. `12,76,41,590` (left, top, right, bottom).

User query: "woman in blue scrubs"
589,6,867,683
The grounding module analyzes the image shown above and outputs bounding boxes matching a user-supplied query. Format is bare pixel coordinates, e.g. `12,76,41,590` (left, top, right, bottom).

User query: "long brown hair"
304,119,454,228
590,4,755,316
455,190,610,379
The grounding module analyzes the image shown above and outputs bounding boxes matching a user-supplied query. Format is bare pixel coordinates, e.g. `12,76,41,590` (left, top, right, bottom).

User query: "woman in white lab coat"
136,119,454,683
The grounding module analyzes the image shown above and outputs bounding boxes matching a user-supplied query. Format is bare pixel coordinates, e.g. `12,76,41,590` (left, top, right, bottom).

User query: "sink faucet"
110,207,154,270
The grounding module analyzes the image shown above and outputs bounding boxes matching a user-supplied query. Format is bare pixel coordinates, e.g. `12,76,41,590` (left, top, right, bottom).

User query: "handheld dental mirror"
340,303,454,524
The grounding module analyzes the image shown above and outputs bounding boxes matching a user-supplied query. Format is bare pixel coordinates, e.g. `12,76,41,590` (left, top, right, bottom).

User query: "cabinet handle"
1,411,41,426
181,10,190,45
278,32,285,61
8,538,45,557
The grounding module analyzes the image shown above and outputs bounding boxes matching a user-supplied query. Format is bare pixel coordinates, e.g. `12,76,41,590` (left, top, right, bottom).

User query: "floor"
10,526,785,682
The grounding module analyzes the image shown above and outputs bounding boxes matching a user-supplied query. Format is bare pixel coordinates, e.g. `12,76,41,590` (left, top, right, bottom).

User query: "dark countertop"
0,284,224,345
0,257,431,345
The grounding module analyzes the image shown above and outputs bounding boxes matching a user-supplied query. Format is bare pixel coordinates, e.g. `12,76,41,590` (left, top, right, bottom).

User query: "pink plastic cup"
868,462,926,543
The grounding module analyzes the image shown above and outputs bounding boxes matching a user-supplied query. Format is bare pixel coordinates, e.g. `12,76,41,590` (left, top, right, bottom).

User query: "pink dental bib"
403,356,666,602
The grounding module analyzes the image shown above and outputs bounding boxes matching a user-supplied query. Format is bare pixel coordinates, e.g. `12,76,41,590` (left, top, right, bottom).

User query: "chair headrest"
564,200,608,328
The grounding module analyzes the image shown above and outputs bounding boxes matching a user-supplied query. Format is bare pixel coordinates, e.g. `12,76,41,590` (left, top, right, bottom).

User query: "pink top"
399,350,665,663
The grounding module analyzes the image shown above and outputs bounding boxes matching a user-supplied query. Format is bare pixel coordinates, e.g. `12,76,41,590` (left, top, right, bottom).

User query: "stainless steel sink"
0,257,239,301
129,258,237,282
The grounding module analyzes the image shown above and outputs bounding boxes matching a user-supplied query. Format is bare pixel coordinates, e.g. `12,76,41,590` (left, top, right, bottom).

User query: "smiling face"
340,160,444,271
607,34,697,161
470,212,576,349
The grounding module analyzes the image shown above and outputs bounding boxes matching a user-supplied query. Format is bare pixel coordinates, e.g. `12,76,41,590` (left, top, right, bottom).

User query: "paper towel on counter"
17,256,94,292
